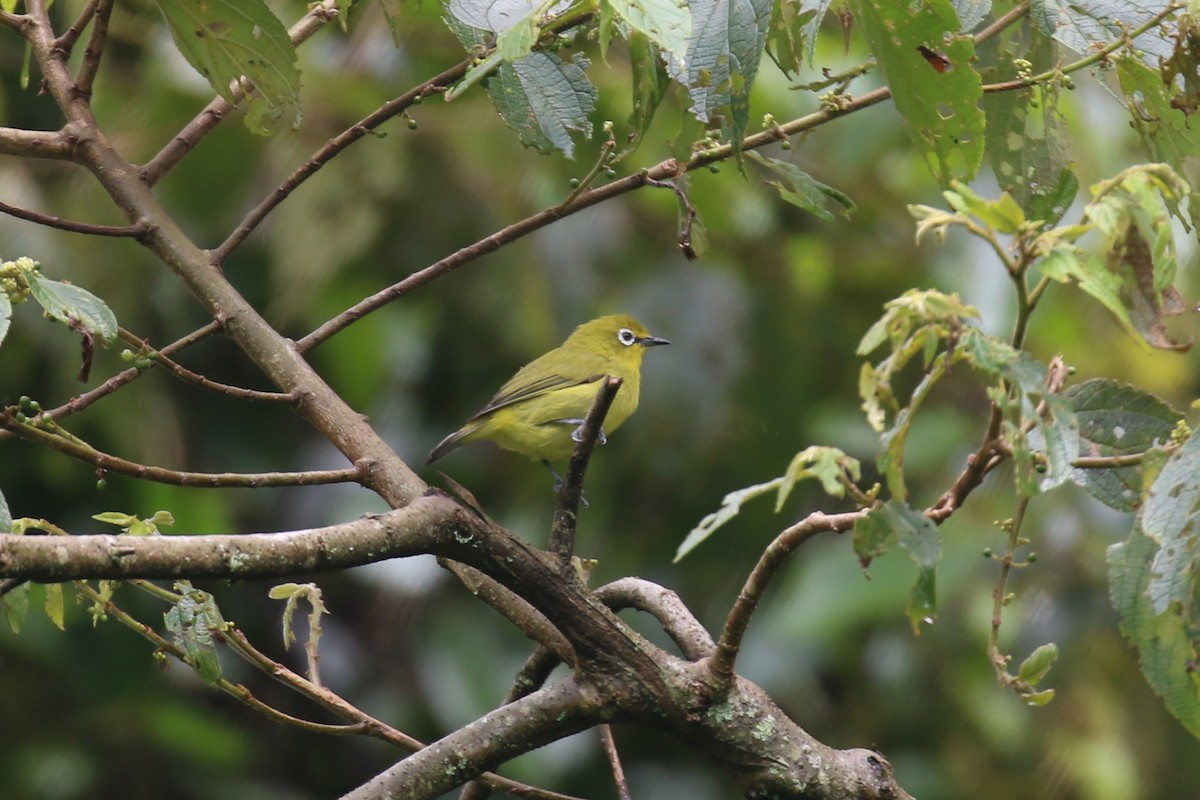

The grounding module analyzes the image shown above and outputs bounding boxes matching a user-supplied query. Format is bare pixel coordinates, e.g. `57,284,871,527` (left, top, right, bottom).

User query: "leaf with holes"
153,0,301,135
164,585,225,686
26,273,117,345
1031,0,1176,61
855,0,984,186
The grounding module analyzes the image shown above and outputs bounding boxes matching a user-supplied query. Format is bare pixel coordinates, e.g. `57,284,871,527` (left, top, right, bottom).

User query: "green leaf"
1109,429,1200,738
944,181,1025,233
1063,379,1182,511
0,487,11,533
776,446,861,509
0,292,10,348
3,582,29,634
164,585,225,686
43,583,65,631
669,0,773,152
748,151,856,220
26,273,118,344
497,13,539,62
1017,642,1058,686
952,0,990,30
93,511,137,528
1116,55,1200,232
855,0,985,185
153,0,301,135
1031,0,1176,61
676,478,783,561
487,53,597,158
854,500,941,633
606,0,692,68
628,30,671,149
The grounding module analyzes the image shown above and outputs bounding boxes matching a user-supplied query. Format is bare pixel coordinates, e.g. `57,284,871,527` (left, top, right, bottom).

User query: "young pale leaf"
165,586,225,686
1109,429,1200,738
854,501,940,633
26,273,118,345
43,583,65,631
944,182,1025,233
855,0,984,186
1017,642,1058,687
153,0,301,135
675,478,783,561
748,152,856,220
606,0,691,68
0,292,10,348
1063,379,1181,511
669,0,772,152
776,446,861,509
3,582,29,633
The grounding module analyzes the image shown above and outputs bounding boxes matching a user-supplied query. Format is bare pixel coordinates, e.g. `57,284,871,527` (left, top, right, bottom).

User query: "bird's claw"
569,422,607,445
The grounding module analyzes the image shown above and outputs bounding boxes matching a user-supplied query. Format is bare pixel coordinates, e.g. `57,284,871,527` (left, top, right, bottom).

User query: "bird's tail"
424,426,470,466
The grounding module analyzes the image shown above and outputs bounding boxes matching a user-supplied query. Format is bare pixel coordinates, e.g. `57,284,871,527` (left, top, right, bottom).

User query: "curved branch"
706,510,865,689
0,199,147,237
1,412,363,488
117,328,294,402
139,0,345,186
595,577,715,661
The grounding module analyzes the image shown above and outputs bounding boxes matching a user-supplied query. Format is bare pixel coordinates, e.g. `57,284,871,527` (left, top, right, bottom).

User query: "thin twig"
117,328,294,402
52,0,97,56
548,377,623,564
987,496,1030,680
0,412,364,488
706,510,866,689
212,61,470,263
0,200,146,237
139,0,344,186
600,724,633,800
0,322,220,444
74,0,113,98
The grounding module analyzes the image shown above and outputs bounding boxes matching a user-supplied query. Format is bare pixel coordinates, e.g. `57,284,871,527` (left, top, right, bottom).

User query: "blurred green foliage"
1,1,1199,799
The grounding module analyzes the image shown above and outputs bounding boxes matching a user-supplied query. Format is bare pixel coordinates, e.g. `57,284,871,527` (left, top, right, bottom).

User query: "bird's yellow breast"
464,377,640,462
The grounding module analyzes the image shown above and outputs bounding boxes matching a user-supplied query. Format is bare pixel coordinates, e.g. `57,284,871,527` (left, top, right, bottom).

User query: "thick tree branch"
0,127,72,159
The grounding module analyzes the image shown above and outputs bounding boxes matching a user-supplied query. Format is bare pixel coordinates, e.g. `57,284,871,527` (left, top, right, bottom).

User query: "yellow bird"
425,314,669,466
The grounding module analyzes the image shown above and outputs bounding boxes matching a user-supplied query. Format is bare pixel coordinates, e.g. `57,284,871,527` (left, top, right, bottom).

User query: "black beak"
639,335,671,347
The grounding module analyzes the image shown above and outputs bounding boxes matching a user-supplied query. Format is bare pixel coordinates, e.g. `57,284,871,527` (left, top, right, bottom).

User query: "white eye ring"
617,328,637,346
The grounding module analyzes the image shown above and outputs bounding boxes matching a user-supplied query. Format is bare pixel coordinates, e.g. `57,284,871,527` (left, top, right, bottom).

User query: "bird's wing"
469,371,604,420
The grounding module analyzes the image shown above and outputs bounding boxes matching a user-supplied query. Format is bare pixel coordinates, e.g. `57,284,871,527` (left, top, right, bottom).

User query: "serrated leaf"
952,0,990,30
606,0,692,68
43,583,65,631
1116,55,1200,232
3,582,29,633
1031,0,1176,61
676,478,783,561
1063,379,1181,511
855,0,984,185
854,500,940,633
165,587,225,686
487,52,597,158
153,0,301,135
26,273,117,344
668,0,772,152
748,151,856,220
1109,431,1200,738
0,292,11,348
628,30,671,149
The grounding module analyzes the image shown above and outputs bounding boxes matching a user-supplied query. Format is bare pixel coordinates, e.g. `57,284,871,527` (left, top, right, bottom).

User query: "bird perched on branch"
425,314,669,467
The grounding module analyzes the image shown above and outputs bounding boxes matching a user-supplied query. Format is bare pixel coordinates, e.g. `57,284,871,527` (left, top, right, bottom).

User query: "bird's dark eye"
617,328,636,346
